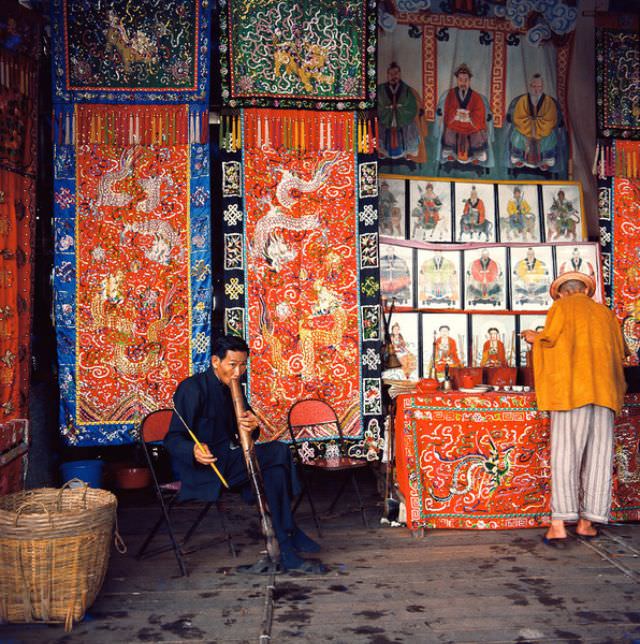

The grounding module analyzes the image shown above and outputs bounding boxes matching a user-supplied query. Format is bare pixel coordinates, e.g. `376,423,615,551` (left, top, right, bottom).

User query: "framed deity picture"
383,312,420,381
379,177,407,238
422,313,468,380
541,183,585,242
409,179,453,242
471,315,517,368
454,181,496,243
380,244,414,307
497,184,541,243
416,248,462,309
518,314,547,367
555,242,603,301
463,246,507,310
509,245,554,311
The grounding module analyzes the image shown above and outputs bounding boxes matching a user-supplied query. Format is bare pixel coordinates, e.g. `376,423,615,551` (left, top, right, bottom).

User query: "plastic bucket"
60,460,104,488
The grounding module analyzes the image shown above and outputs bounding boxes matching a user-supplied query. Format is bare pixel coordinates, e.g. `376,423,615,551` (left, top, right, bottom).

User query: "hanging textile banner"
50,0,210,103
0,40,39,421
596,28,640,140
612,177,640,365
219,0,377,110
53,104,212,445
221,108,383,460
377,7,574,181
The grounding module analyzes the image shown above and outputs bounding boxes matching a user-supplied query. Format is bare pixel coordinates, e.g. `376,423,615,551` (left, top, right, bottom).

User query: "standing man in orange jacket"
522,272,626,544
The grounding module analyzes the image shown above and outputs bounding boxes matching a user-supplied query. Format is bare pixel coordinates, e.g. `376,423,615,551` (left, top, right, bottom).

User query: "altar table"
394,392,640,531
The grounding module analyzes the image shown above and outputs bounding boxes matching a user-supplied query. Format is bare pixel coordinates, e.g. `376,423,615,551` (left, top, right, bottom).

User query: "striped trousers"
550,404,615,524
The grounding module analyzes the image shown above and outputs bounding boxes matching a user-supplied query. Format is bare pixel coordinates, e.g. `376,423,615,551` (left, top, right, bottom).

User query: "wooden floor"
1,469,640,644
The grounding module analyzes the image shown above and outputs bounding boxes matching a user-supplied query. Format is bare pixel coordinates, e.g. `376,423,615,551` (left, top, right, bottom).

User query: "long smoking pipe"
229,378,280,563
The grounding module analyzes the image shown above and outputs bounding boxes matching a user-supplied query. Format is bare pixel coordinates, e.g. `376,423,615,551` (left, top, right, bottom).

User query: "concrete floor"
1,470,639,644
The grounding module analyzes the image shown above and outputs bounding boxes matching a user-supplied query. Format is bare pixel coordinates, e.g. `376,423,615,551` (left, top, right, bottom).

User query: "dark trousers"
224,441,301,545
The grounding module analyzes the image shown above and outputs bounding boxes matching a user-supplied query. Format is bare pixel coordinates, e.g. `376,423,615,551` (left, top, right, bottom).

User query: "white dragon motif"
120,219,181,265
96,147,138,208
136,175,174,213
275,157,336,209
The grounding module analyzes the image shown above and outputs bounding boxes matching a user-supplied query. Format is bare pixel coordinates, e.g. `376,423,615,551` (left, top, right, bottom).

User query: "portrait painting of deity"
409,180,452,242
455,181,496,242
422,313,468,380
510,245,553,311
464,246,507,310
379,177,406,238
417,248,462,309
518,314,547,367
434,55,494,173
377,27,428,172
555,243,602,301
382,312,420,381
497,184,541,243
542,183,584,242
380,244,414,307
471,315,516,368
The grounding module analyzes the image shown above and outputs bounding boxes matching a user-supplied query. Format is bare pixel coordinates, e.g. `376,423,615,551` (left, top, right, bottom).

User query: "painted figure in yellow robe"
507,74,563,172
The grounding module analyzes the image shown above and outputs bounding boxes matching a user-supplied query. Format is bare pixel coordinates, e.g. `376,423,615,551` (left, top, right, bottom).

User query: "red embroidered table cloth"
395,392,640,530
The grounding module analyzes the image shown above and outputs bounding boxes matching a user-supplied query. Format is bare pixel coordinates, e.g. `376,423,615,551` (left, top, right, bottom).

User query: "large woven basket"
0,482,117,631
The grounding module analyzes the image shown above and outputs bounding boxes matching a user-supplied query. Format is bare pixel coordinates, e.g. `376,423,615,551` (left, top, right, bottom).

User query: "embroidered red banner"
613,177,640,365
243,108,361,441
74,104,192,428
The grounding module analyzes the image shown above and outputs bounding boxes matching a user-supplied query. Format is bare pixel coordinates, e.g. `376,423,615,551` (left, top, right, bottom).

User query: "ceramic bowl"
417,378,439,394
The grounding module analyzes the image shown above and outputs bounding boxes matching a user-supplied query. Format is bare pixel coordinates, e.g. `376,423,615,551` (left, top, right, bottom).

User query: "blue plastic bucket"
60,460,104,488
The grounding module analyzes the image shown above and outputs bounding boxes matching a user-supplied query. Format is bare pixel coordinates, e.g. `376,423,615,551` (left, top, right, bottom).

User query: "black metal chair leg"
326,473,350,515
350,472,369,529
182,502,213,546
137,492,178,558
217,503,237,558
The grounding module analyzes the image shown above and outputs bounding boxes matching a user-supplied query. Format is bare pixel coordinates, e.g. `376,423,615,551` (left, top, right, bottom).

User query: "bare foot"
576,518,597,537
545,518,568,540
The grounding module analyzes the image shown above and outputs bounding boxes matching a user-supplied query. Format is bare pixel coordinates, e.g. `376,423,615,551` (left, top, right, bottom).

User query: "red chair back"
141,409,174,443
288,399,341,441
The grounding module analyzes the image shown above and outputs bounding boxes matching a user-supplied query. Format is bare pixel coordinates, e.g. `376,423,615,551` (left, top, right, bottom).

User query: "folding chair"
136,409,236,576
288,399,369,537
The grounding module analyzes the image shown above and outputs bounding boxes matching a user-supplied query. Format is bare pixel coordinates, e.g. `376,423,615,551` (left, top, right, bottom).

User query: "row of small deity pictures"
379,176,586,245
380,242,601,312
383,312,548,381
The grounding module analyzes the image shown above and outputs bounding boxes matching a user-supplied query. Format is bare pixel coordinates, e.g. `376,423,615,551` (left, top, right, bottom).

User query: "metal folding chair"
288,399,369,537
136,409,235,576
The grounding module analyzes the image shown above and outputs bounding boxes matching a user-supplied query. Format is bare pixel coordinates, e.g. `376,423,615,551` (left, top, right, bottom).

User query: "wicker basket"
0,481,117,631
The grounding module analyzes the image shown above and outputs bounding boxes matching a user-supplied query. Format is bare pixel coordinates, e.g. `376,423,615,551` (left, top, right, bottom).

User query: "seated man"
164,335,323,573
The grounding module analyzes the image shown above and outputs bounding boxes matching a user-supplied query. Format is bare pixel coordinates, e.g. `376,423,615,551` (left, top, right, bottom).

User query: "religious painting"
509,245,553,311
455,181,496,242
417,248,462,310
377,26,427,170
555,243,602,302
377,7,574,181
504,55,567,177
497,183,541,243
422,313,468,380
518,314,547,367
380,243,413,307
409,179,452,242
383,312,420,381
541,183,584,242
463,246,507,310
471,315,517,369
379,177,406,238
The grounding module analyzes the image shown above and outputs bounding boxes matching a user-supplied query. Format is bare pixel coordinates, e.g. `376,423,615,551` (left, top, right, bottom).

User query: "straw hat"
549,271,595,300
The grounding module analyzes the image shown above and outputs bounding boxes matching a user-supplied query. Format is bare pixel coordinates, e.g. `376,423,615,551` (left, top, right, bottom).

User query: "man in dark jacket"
165,335,322,572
